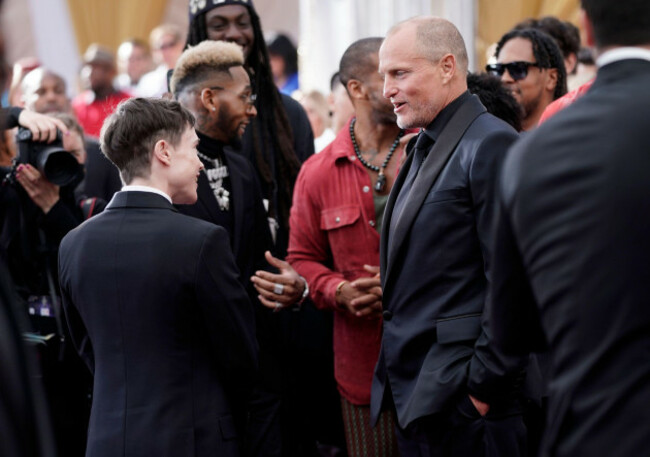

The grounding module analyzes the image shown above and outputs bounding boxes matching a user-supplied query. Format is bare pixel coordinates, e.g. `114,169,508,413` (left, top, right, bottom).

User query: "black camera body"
13,127,82,187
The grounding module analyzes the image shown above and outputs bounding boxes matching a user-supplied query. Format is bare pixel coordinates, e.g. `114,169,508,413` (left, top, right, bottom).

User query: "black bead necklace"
350,118,404,193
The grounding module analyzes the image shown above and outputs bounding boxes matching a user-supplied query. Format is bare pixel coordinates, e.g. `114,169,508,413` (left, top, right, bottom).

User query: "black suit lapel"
380,139,417,283
384,95,486,289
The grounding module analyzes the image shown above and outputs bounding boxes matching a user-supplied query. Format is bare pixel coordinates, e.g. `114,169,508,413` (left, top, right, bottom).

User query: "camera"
12,127,82,186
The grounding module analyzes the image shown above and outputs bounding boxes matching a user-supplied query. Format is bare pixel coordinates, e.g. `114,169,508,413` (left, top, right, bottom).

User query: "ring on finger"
273,283,284,295
273,301,283,313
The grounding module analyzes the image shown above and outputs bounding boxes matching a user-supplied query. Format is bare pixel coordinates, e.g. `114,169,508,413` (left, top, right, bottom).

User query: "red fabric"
71,90,131,138
539,79,594,124
287,119,412,405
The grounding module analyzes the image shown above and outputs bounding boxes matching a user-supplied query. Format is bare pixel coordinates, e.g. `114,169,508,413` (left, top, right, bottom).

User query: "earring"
212,107,216,111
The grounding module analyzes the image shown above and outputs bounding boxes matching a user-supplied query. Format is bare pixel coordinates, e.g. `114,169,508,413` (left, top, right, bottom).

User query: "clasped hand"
337,265,383,318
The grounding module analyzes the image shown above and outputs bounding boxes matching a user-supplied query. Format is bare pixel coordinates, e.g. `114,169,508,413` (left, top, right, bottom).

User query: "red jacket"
288,119,411,404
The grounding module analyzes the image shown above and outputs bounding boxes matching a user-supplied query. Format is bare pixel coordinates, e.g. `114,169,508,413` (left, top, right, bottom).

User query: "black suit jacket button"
383,310,393,321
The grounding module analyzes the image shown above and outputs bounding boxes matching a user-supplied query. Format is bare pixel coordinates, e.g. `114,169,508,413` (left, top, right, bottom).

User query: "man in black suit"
58,98,258,457
371,17,524,456
170,40,307,457
485,1,650,456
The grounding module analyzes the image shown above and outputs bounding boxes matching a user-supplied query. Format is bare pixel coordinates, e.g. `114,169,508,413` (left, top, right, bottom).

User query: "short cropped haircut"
390,17,469,74
496,28,568,101
581,0,650,48
100,98,195,184
339,37,383,90
170,41,244,95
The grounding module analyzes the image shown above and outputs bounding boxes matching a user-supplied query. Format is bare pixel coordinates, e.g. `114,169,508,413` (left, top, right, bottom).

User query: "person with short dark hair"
489,28,567,130
288,37,413,457
485,0,650,456
59,97,258,457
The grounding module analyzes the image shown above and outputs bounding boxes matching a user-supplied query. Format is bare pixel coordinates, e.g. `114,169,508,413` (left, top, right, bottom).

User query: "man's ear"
200,87,219,113
439,53,456,84
346,79,366,101
152,138,172,167
545,68,559,92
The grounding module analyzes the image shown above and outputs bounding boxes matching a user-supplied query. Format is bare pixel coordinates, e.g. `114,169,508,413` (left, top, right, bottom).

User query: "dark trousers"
395,395,526,457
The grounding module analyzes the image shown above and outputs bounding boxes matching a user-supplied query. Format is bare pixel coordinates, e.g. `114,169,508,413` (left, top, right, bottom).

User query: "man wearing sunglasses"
488,28,567,131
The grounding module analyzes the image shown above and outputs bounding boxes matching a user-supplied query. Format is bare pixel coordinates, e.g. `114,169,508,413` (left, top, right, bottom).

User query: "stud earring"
212,107,216,111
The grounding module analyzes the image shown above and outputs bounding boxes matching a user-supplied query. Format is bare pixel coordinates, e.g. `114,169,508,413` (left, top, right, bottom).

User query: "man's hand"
251,251,306,311
338,265,383,318
15,164,60,213
468,395,490,417
17,110,68,142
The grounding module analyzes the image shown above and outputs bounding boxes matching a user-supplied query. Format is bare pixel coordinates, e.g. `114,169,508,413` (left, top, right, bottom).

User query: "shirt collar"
422,90,471,142
121,185,172,203
596,47,650,68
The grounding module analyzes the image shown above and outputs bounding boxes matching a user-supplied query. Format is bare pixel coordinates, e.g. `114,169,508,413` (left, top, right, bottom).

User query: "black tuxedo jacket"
59,191,258,457
371,94,520,429
488,58,650,457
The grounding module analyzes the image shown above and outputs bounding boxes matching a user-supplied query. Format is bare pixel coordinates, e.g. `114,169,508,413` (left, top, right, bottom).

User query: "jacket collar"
107,191,177,211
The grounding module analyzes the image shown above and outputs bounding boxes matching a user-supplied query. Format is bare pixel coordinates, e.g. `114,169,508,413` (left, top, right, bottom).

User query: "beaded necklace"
349,118,404,193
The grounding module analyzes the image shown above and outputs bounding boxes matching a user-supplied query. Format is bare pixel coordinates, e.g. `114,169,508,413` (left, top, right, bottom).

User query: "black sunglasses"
485,61,540,81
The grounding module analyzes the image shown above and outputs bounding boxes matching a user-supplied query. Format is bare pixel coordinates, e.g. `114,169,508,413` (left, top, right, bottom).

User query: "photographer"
0,108,104,457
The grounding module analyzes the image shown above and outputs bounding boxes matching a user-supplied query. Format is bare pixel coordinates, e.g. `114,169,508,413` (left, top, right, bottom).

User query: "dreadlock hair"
496,28,568,101
514,17,580,62
186,7,301,235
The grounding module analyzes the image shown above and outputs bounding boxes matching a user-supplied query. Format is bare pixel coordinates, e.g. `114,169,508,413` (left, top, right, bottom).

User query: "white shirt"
596,47,650,67
121,185,172,204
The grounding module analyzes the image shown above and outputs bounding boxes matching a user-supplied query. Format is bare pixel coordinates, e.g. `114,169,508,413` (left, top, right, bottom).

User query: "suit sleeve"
464,128,531,403
195,226,259,388
470,143,546,398
286,164,344,311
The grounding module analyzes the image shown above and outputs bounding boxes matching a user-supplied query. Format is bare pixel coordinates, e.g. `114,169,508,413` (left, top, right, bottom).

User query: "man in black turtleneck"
171,40,307,457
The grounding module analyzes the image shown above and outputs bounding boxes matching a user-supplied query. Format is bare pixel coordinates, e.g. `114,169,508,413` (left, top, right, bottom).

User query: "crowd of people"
1,0,649,457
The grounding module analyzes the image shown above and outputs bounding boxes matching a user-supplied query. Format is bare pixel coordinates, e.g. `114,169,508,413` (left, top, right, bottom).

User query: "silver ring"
274,301,282,313
273,283,284,295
